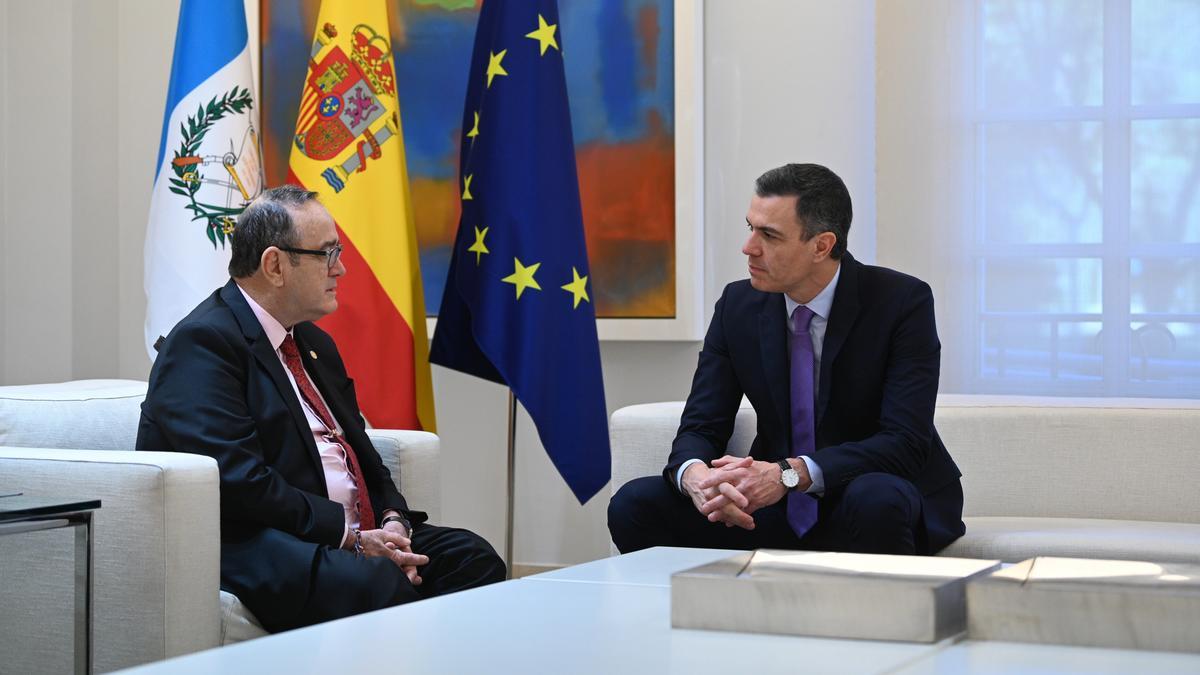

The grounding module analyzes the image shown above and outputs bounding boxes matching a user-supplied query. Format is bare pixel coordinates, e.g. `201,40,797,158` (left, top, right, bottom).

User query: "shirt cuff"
676,458,705,492
340,523,350,549
800,456,825,496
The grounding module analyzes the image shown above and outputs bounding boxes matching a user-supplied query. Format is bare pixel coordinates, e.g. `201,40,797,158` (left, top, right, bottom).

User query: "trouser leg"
607,475,801,553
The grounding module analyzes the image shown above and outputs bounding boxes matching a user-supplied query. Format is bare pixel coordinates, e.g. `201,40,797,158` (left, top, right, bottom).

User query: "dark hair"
754,163,852,259
228,185,319,278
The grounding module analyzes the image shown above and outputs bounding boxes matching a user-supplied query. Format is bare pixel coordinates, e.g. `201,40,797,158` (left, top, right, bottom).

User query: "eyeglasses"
278,243,343,270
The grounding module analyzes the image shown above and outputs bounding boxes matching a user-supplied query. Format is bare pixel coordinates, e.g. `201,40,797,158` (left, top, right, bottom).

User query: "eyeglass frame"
277,243,343,270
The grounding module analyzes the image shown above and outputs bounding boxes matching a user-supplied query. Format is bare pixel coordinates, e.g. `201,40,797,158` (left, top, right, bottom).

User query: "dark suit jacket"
136,280,427,612
665,252,963,551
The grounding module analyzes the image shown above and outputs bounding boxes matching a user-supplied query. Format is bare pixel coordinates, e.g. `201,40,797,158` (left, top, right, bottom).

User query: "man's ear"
261,248,286,287
812,232,837,262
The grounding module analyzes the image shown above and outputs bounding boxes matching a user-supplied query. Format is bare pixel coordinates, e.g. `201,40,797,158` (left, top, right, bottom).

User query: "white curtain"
878,0,1200,397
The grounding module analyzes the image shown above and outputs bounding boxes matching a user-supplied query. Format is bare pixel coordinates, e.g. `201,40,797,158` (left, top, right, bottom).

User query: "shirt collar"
236,284,290,352
784,262,841,321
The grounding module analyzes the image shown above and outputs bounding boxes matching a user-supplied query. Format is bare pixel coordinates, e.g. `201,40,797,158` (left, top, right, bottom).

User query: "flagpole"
505,389,517,578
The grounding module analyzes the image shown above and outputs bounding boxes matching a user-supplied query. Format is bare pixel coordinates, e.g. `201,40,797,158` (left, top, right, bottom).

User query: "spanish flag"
287,1,435,431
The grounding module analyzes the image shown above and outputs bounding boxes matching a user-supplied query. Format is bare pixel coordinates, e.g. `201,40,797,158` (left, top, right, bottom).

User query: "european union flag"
431,0,610,504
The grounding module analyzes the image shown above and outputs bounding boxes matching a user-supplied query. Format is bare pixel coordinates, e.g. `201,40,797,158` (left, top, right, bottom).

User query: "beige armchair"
0,380,441,673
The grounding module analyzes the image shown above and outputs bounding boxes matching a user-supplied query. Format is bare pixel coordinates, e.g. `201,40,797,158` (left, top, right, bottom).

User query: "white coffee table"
117,547,1200,674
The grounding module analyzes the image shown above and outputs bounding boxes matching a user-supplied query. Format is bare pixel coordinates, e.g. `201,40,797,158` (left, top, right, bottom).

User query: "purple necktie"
788,305,819,538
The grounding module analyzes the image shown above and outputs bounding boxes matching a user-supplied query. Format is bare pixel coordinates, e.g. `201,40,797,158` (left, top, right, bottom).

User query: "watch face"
782,469,800,489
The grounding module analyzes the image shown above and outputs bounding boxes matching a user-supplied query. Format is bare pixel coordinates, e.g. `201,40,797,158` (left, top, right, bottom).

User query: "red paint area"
576,114,675,245
636,5,660,89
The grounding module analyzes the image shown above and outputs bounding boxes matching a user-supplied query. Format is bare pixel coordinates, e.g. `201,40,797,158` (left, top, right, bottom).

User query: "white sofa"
610,394,1200,563
0,379,441,673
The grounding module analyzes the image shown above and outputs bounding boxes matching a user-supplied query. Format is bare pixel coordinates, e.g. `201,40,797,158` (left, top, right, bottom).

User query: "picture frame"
253,0,704,341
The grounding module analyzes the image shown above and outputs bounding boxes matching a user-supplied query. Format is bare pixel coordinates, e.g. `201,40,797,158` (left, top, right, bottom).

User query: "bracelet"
353,528,363,559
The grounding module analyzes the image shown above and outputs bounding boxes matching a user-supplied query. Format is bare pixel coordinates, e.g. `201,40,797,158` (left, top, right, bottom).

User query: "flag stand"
504,390,518,579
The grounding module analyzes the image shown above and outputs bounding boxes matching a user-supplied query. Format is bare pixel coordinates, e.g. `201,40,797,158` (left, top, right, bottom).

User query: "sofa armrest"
366,429,441,523
0,447,220,673
610,403,686,495
609,401,758,496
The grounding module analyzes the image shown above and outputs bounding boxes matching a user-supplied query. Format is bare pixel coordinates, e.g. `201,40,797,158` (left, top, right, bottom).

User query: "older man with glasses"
136,185,505,632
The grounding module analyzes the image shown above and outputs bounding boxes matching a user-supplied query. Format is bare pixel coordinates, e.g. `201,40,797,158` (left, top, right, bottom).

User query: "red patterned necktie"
279,335,376,530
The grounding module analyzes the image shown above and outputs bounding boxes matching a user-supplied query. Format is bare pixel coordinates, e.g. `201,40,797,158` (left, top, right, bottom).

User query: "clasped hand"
682,456,791,529
356,522,428,585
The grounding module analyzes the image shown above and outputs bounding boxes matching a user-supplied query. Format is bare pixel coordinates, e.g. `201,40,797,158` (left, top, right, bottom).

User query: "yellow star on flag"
486,49,508,87
561,267,590,308
462,174,474,201
525,15,559,56
467,111,480,140
468,226,489,265
502,257,542,299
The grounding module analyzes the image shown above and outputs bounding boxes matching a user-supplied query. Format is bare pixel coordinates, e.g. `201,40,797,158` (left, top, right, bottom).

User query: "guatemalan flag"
144,0,263,357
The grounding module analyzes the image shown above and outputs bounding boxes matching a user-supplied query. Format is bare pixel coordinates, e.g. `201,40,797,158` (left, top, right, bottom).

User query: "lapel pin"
309,350,318,360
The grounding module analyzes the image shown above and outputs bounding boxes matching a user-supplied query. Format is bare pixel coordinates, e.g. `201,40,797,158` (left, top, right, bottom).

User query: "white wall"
875,0,975,393
0,0,877,567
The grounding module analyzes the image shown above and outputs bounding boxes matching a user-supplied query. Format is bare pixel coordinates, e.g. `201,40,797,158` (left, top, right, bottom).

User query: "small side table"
0,495,101,675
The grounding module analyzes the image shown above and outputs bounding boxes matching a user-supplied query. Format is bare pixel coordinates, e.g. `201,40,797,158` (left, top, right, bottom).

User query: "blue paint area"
558,0,674,144
422,245,451,313
390,0,673,165
263,6,314,183
393,13,478,180
155,0,250,181
596,0,638,135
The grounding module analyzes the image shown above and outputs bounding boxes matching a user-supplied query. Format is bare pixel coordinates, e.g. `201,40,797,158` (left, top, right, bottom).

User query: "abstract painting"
260,0,678,319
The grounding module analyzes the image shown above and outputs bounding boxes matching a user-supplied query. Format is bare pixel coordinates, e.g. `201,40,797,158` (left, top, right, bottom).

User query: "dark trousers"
608,472,934,555
222,523,506,633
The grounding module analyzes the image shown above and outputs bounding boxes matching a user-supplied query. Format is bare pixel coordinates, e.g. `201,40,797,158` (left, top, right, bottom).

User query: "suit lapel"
817,254,861,425
758,292,791,444
220,281,325,477
293,326,356,435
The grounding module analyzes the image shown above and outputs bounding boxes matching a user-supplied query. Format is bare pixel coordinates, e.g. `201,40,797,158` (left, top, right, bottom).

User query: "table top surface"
117,546,1200,675
0,494,100,521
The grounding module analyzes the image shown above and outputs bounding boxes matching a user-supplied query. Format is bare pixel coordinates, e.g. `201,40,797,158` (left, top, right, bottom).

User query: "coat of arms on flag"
166,86,263,248
285,0,436,432
293,23,401,194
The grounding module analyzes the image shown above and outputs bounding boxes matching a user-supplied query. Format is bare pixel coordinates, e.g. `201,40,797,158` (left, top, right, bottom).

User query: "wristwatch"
381,513,413,537
777,459,800,490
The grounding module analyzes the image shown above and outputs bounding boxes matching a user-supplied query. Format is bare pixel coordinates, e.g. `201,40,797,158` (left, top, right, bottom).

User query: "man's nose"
742,232,759,256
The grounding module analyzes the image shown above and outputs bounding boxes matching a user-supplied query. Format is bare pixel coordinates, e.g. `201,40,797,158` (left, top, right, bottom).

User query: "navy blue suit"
137,280,503,631
610,253,965,555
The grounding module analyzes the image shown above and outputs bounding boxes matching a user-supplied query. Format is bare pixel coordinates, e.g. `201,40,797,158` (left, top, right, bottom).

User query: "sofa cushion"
219,591,269,644
941,516,1200,564
0,379,146,450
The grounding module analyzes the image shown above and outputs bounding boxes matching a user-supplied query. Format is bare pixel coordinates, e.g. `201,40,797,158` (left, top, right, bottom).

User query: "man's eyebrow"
747,220,783,236
317,238,339,249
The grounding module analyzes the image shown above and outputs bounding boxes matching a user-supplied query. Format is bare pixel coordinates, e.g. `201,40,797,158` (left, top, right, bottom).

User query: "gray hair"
228,185,319,278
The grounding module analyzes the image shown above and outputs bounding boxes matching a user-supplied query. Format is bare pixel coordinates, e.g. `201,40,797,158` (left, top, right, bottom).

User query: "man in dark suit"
137,185,505,632
609,164,964,555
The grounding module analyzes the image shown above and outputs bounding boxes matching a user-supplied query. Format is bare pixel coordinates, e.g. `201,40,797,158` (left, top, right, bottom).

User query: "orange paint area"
576,118,675,317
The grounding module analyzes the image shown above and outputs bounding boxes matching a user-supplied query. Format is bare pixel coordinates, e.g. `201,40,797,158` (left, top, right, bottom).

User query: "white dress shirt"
237,286,361,545
677,264,841,497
